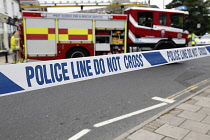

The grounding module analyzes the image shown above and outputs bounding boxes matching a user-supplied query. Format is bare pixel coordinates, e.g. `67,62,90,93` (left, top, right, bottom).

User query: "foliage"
166,0,210,35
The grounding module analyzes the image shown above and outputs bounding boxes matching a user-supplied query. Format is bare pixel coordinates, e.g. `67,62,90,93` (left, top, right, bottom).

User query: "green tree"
166,0,185,9
166,0,210,35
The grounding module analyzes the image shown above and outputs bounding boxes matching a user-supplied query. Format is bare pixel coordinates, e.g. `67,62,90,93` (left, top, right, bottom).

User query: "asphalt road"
1,56,210,140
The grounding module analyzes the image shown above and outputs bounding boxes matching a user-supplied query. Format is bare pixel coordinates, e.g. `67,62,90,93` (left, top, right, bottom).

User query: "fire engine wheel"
155,41,175,50
158,44,169,50
66,48,89,58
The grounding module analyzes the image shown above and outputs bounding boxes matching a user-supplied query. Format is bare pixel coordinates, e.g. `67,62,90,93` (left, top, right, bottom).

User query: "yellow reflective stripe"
26,28,48,34
10,36,16,46
55,19,59,43
88,35,93,40
124,20,127,53
48,34,55,40
23,18,27,59
68,29,88,35
92,20,96,44
59,34,68,40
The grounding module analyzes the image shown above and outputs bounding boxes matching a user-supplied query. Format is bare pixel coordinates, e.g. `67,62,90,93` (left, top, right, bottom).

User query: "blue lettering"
180,49,188,59
187,49,193,58
78,61,88,77
26,63,71,87
198,48,207,56
50,64,55,83
25,66,34,87
107,57,121,72
192,48,198,57
54,63,62,82
112,57,118,71
132,55,137,68
107,58,114,72
127,55,133,68
167,50,181,62
43,65,52,84
124,55,129,69
71,60,93,79
76,61,81,78
61,63,70,81
86,60,93,76
116,57,121,70
71,62,78,79
137,54,144,67
99,58,106,74
124,54,143,69
94,59,100,75
35,65,44,85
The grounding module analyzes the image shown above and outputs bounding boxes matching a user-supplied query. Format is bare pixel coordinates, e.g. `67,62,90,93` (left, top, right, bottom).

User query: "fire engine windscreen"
170,14,184,29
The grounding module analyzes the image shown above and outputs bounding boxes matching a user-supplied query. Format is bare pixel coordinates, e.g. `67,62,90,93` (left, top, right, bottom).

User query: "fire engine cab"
20,7,189,61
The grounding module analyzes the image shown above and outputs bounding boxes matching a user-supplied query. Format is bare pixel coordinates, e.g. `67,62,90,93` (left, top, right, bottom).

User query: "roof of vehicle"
200,34,210,39
125,7,189,15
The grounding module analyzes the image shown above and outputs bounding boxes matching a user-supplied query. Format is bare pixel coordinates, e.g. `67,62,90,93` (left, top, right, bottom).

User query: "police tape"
0,46,210,96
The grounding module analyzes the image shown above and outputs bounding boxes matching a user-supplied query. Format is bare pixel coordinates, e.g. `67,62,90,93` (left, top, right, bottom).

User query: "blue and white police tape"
0,46,210,96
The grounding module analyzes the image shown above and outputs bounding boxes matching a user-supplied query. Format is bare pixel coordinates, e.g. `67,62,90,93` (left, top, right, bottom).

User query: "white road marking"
68,129,91,140
152,97,175,103
93,102,167,128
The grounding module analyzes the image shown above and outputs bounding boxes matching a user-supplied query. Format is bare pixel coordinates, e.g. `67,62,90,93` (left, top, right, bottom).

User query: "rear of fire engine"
21,12,127,61
125,7,189,51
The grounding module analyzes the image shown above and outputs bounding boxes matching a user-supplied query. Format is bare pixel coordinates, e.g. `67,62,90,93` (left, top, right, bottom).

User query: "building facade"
0,0,21,50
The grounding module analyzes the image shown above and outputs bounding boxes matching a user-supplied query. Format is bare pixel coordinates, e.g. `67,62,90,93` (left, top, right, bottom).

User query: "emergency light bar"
173,6,188,11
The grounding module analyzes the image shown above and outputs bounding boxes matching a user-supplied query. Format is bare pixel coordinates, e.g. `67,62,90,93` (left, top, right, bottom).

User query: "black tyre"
155,41,175,50
158,43,169,50
66,48,89,58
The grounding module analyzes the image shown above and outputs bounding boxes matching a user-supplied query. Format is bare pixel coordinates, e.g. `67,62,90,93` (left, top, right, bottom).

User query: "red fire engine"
20,7,189,60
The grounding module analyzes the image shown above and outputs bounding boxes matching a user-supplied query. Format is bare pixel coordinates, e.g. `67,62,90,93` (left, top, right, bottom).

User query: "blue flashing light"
174,6,187,11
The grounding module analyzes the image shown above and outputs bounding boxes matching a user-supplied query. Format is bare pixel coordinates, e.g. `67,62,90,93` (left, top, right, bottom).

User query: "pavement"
1,54,210,140
115,86,210,140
